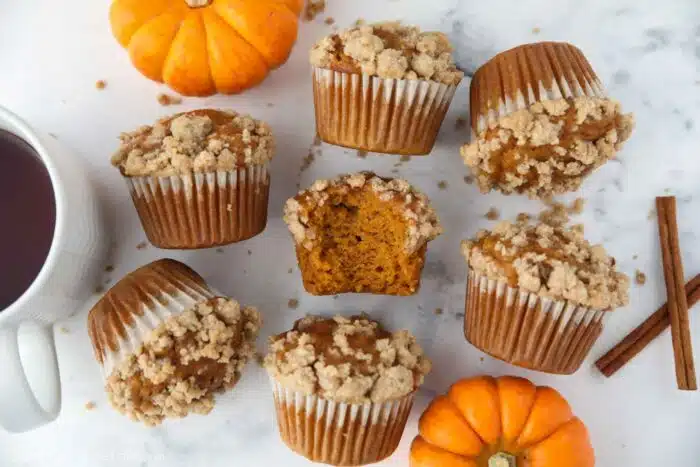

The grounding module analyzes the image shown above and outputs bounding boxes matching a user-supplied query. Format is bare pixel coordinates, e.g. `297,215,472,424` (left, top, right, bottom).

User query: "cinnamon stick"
656,196,696,390
596,273,700,377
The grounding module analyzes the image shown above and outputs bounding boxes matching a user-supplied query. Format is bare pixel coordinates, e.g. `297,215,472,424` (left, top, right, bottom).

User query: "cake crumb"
303,0,326,21
357,150,368,159
400,155,411,163
635,270,647,285
247,249,252,256
226,204,233,212
455,116,468,130
354,18,366,27
485,208,500,221
463,175,474,184
437,180,448,190
95,285,104,294
287,268,293,274
633,254,638,260
391,168,399,174
434,307,443,315
157,93,182,106
288,299,299,309
49,132,58,140
104,265,114,273
516,213,531,223
455,312,465,319
333,295,339,299
570,197,586,214
59,327,70,334
136,241,148,250
300,150,315,172
95,80,107,90
216,248,224,254
255,352,265,367
85,401,96,411
324,17,335,25
532,27,541,34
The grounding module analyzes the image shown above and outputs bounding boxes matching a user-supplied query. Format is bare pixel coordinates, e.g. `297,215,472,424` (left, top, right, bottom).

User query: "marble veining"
0,0,699,465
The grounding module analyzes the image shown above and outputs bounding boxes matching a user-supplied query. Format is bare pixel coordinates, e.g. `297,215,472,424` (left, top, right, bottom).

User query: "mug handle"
0,323,61,432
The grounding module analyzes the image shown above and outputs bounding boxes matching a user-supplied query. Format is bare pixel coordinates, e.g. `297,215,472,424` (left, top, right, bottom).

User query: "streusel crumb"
264,315,431,403
461,97,634,198
284,171,441,254
461,220,629,310
111,109,274,177
105,298,261,426
303,0,326,21
310,22,463,85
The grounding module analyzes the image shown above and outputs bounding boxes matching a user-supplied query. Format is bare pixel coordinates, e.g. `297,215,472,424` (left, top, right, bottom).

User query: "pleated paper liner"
312,67,459,155
469,42,607,137
124,164,270,249
87,258,219,378
463,270,607,375
271,380,414,466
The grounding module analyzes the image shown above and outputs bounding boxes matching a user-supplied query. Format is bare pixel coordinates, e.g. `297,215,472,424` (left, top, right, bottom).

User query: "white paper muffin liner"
88,259,220,379
313,67,459,155
470,43,607,138
124,164,269,249
271,379,414,466
463,269,607,375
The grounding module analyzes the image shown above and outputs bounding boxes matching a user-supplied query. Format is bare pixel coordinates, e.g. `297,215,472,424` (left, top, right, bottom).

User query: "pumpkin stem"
488,452,517,467
185,0,211,7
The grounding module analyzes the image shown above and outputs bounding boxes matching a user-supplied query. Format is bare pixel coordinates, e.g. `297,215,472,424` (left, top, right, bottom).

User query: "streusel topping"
111,109,274,177
310,22,463,85
461,220,629,310
264,315,431,403
283,172,442,253
461,97,634,198
105,298,261,426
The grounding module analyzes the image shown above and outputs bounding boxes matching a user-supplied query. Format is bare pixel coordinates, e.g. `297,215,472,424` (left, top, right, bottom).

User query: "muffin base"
463,270,606,375
125,165,269,249
272,381,414,466
313,68,458,155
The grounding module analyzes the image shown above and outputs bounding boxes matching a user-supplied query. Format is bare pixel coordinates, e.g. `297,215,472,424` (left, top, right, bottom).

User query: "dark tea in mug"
0,129,56,310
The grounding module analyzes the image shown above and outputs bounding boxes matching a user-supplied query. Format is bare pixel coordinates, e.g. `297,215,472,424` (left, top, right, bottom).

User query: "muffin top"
461,97,635,198
111,109,274,177
264,315,431,403
105,297,261,425
461,220,629,310
310,21,463,85
283,172,442,254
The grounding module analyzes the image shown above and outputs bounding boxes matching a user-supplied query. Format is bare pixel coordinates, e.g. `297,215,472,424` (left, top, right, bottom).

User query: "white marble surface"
1,0,699,465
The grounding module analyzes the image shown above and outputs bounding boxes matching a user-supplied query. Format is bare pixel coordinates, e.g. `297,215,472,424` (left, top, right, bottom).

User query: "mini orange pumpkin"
410,376,594,467
109,0,304,96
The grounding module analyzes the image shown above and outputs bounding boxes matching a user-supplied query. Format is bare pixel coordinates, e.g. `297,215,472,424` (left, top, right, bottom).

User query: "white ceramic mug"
0,106,107,433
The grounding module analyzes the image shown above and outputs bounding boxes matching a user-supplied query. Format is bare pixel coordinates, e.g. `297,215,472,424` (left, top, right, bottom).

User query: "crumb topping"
111,109,274,177
283,172,442,254
461,220,629,310
310,22,463,85
105,298,261,426
461,97,634,198
264,315,431,403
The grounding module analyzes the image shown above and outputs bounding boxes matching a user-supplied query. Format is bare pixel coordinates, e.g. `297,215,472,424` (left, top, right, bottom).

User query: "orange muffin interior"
297,189,424,295
285,173,441,296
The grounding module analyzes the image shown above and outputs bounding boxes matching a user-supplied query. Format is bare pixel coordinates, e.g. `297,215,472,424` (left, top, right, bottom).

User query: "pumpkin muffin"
111,109,273,249
87,259,261,425
461,42,634,198
283,172,442,296
265,314,431,466
461,219,629,374
310,21,463,155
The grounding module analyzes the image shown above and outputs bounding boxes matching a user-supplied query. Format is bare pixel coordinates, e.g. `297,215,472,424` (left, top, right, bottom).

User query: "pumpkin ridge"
497,377,538,448
209,1,264,57
195,10,219,94
445,396,488,448
129,5,185,48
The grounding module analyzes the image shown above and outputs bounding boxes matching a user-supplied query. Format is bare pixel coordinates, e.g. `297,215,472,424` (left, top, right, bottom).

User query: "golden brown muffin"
88,259,261,425
309,22,463,155
111,109,274,248
461,42,634,198
265,314,430,465
283,172,442,295
460,219,629,374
